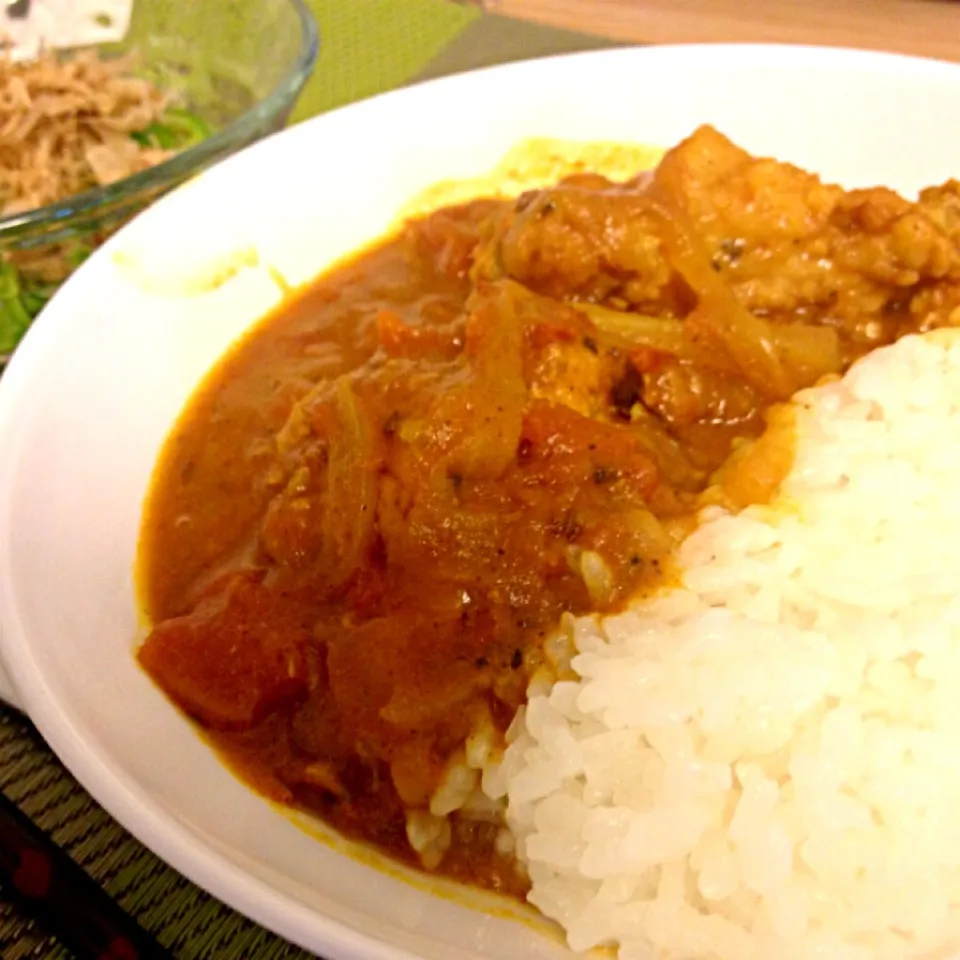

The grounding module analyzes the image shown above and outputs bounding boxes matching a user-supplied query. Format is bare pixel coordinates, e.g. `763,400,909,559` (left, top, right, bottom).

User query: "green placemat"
410,11,620,81
293,0,480,120
0,4,609,958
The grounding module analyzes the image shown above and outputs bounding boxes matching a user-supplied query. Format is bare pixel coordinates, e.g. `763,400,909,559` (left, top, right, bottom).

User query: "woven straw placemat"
0,2,606,957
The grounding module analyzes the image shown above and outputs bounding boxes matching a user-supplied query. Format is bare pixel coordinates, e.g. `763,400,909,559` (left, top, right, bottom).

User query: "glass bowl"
0,0,319,365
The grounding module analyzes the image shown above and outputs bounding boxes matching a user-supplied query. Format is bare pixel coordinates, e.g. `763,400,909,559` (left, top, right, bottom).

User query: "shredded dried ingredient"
0,48,171,214
0,48,212,357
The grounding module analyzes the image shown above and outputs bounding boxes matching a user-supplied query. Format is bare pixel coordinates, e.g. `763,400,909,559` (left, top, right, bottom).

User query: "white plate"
0,663,19,709
2,43,960,960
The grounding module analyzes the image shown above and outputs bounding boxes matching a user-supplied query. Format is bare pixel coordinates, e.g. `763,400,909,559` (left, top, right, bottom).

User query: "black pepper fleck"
382,411,401,436
611,364,644,418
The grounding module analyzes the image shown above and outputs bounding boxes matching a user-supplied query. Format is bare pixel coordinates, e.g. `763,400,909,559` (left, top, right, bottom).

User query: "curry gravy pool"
136,127,960,959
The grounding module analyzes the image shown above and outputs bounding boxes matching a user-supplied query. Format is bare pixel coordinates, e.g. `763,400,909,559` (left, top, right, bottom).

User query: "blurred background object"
461,0,960,62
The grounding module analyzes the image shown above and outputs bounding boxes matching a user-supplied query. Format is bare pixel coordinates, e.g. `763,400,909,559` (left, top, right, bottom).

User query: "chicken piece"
476,125,960,356
473,174,679,311
656,125,960,331
521,294,627,421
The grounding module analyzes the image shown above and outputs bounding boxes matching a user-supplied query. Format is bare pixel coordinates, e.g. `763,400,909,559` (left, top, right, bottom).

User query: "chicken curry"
138,126,960,894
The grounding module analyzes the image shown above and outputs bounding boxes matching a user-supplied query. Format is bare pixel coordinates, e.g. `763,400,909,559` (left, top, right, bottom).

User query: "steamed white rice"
482,329,960,960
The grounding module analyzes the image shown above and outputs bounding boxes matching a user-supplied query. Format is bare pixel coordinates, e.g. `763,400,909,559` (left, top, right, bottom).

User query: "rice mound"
482,329,960,960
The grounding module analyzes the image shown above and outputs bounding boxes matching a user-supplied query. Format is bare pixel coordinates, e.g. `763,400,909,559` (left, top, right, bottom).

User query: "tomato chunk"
138,572,309,731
